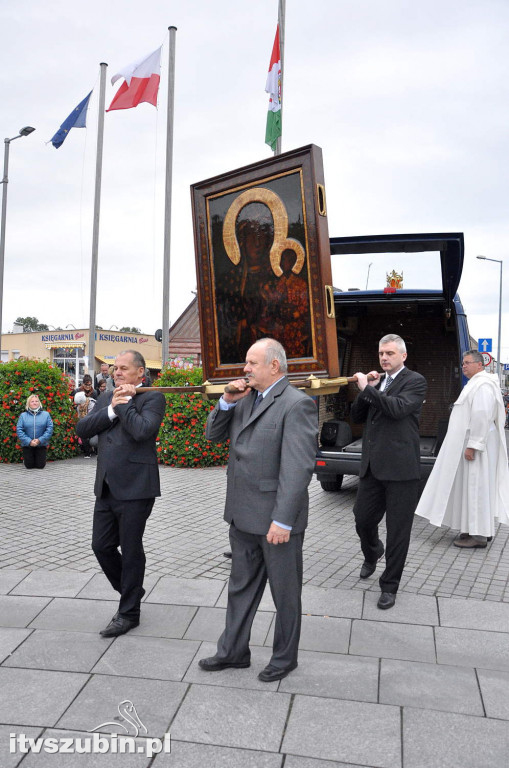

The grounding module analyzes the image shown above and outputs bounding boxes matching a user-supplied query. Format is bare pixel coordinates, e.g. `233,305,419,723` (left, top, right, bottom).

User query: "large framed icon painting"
191,144,339,383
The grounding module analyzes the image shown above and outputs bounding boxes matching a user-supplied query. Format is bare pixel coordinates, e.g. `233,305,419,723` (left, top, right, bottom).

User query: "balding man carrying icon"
198,338,317,682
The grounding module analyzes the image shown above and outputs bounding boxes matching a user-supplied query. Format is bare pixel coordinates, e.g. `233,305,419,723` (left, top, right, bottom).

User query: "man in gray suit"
199,338,317,682
351,334,427,610
76,350,165,637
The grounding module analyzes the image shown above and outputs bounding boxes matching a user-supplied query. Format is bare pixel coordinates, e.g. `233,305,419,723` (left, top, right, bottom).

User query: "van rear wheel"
320,476,344,491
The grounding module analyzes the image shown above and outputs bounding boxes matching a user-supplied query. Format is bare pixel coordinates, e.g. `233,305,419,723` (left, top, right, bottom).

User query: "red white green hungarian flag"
265,24,281,151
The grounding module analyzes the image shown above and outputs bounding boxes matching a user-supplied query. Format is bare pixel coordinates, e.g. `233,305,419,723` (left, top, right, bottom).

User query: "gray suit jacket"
76,390,166,500
206,378,318,535
350,367,427,481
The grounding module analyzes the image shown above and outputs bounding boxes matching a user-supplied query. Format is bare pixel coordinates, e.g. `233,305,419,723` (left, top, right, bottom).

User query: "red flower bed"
153,365,229,468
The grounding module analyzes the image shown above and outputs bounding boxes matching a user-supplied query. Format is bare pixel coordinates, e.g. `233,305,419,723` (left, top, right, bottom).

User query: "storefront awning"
145,359,162,370
45,343,85,350
95,355,161,370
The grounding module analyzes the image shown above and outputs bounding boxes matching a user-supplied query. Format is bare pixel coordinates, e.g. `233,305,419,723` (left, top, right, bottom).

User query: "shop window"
52,346,86,384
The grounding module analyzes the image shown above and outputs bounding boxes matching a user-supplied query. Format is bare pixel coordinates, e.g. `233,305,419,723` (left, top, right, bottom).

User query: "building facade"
168,297,201,366
1,329,162,384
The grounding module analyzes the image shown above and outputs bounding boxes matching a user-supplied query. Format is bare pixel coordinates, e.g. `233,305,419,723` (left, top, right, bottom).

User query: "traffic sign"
478,338,492,353
482,352,493,367
503,363,509,372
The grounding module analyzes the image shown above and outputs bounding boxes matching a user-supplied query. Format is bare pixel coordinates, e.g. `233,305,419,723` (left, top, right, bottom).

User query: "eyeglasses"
462,360,479,365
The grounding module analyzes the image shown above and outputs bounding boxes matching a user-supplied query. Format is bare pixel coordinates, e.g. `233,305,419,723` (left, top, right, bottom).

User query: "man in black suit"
76,350,165,636
351,334,427,610
198,338,317,682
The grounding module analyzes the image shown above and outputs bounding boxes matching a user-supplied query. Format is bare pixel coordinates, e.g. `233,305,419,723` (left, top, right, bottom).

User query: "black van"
315,233,470,491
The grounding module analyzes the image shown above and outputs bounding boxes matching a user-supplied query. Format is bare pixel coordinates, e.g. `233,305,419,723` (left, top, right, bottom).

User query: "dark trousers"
22,446,47,469
217,523,304,670
92,484,154,619
353,468,419,593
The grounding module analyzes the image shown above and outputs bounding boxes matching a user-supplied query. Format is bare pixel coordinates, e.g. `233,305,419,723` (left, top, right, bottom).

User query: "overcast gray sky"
1,0,508,361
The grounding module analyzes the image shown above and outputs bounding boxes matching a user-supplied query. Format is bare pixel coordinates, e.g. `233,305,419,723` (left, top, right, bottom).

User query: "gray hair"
379,334,407,353
256,338,288,373
117,349,146,369
463,349,483,364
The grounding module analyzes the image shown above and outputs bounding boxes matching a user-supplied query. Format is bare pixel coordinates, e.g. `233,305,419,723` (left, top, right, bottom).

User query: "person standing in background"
416,349,509,547
17,395,54,469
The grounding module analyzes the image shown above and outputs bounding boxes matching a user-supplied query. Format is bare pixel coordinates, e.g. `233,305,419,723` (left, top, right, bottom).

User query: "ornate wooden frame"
191,144,339,382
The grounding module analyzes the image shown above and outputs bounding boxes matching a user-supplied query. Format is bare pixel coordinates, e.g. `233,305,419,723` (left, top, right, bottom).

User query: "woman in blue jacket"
16,394,54,469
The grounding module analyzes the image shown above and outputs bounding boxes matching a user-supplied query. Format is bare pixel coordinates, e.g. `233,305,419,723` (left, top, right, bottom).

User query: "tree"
119,326,141,334
15,316,49,332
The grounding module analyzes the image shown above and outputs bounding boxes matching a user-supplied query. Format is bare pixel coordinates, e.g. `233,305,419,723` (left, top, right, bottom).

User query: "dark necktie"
384,374,394,392
251,392,263,413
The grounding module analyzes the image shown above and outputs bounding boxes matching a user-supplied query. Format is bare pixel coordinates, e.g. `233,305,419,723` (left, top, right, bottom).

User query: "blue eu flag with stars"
51,91,92,149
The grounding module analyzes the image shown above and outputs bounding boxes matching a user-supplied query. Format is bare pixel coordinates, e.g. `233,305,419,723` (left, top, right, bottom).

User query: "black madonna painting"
192,145,339,383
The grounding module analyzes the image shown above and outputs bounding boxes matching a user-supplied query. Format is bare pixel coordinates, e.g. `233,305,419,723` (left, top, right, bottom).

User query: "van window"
331,251,442,292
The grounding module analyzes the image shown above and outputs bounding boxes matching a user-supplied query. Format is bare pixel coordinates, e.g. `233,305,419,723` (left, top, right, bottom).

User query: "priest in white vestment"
415,349,509,547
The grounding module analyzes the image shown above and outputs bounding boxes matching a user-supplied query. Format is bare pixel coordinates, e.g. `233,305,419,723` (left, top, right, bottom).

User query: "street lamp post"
477,255,503,382
365,262,373,290
0,126,36,354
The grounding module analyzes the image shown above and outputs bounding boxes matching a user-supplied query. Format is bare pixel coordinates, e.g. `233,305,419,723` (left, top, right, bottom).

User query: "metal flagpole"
162,26,177,368
87,62,107,376
275,0,285,156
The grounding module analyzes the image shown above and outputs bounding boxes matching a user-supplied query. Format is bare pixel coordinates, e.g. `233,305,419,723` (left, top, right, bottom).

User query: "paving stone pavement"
2,457,509,600
1,457,509,766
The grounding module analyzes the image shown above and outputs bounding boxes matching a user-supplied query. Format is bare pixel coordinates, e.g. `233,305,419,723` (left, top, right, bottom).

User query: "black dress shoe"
100,616,140,637
360,541,385,579
360,561,377,579
377,592,396,610
223,551,232,559
258,662,298,682
198,656,250,672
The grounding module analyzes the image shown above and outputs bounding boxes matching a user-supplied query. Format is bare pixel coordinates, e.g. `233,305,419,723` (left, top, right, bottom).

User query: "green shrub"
0,359,79,463
154,364,229,467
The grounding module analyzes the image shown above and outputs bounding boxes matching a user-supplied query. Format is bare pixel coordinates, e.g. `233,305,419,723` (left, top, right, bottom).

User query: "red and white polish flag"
107,47,161,112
